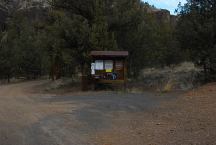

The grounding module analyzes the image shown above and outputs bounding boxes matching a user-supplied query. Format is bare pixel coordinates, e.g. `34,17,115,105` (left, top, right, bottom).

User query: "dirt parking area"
0,80,215,145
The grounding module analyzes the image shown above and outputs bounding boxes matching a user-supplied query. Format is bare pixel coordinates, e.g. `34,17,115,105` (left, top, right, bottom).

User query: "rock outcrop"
145,5,177,27
17,0,49,10
0,0,49,30
0,0,48,10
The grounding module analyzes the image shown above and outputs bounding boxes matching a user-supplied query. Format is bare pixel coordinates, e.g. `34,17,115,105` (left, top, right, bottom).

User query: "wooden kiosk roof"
90,51,129,58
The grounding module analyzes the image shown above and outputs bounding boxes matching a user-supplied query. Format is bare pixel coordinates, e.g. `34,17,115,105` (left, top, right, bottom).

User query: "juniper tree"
176,0,216,81
90,0,117,51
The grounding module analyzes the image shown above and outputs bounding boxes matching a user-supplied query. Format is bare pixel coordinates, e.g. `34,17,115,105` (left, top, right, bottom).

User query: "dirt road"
0,80,165,145
0,80,77,145
0,80,215,145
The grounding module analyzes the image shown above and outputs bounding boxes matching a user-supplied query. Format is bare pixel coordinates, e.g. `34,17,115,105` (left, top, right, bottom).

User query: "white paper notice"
95,60,104,70
91,63,95,75
105,60,113,70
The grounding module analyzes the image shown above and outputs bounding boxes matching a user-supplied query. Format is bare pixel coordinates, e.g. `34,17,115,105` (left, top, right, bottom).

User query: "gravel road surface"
0,80,215,145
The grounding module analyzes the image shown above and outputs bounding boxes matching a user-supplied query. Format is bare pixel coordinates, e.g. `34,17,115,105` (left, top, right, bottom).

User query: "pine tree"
90,0,117,51
176,0,216,81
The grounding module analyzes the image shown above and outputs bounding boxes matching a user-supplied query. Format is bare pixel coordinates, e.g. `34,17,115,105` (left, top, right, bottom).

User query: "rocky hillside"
17,0,49,9
144,5,177,27
0,0,48,30
1,0,176,19
0,0,48,10
0,1,177,30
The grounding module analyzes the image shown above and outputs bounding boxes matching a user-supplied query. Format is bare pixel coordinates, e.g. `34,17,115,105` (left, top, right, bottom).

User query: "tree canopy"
0,0,185,81
176,0,216,81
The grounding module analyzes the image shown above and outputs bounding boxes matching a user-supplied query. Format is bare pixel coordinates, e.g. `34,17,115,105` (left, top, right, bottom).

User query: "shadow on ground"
24,91,180,145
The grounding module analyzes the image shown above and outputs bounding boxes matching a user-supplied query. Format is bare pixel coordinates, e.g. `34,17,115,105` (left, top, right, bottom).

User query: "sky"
143,0,187,15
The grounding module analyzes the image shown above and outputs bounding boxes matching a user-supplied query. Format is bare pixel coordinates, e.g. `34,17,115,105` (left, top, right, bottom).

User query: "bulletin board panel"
92,58,126,82
90,51,128,85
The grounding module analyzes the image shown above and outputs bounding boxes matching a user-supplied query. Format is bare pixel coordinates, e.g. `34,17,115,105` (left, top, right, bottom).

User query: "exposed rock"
144,5,177,27
0,0,49,10
0,0,49,30
17,0,49,10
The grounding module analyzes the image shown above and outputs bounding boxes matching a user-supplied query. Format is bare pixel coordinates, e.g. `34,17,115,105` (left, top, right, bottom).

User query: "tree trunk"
209,58,216,81
7,74,10,83
203,63,208,82
50,65,55,81
49,54,62,81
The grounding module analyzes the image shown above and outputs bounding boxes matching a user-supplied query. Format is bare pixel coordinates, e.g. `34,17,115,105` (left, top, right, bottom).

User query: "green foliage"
104,0,182,77
0,0,185,81
0,31,15,81
90,0,118,51
176,0,216,81
44,10,91,78
1,13,45,80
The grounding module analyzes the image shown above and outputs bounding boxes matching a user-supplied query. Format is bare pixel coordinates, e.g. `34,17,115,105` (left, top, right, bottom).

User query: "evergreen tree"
90,0,117,51
0,0,185,81
0,31,16,82
176,0,216,81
